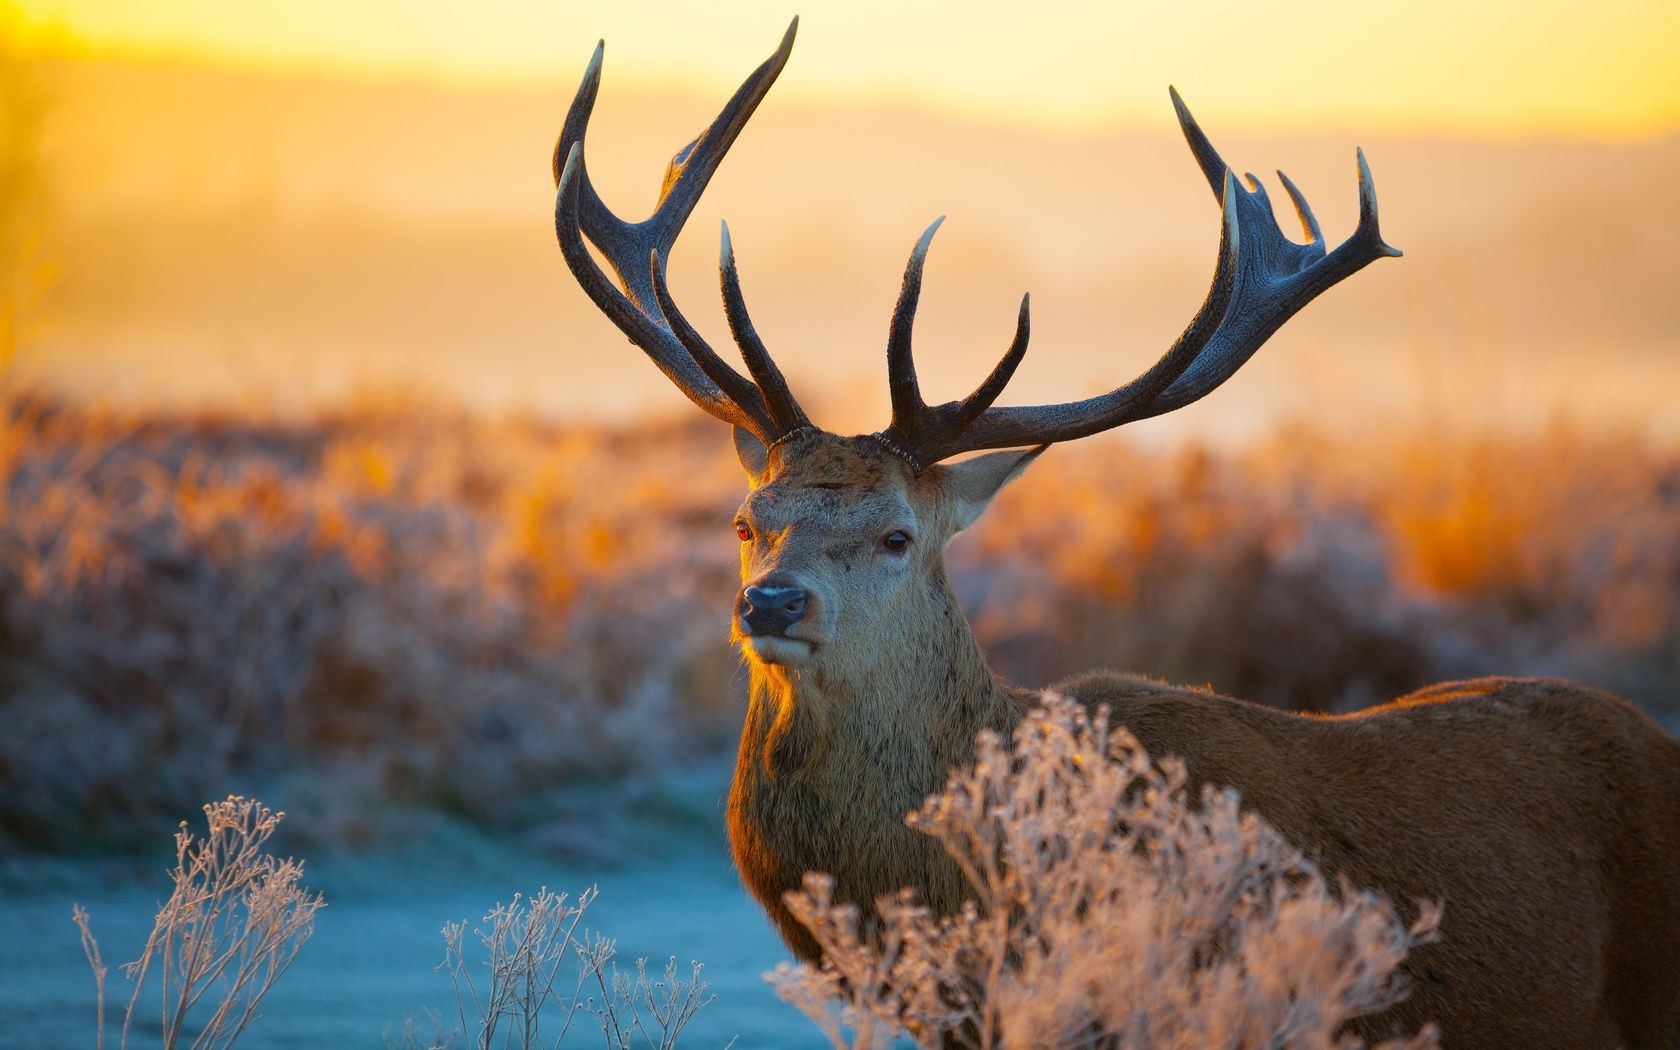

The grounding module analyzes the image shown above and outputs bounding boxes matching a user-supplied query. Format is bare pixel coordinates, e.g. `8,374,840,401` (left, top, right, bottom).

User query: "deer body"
721,434,1680,1047
550,23,1680,1046
738,670,1680,1046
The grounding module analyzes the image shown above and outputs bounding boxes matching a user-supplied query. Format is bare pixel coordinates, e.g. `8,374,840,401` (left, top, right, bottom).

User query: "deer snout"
738,582,809,637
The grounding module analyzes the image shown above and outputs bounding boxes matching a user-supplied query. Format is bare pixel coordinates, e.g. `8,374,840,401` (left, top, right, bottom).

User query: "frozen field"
0,811,826,1049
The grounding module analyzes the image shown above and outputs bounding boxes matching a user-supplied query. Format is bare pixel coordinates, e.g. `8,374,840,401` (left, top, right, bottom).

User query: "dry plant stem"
89,796,324,1050
593,959,628,1049
439,890,721,1050
72,904,107,1050
770,695,1442,1049
441,885,609,1050
383,1009,460,1050
594,956,717,1050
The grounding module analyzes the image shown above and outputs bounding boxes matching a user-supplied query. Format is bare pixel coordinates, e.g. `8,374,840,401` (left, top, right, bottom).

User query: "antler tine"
1132,137,1400,418
946,293,1031,435
556,146,758,433
1170,84,1230,202
1276,168,1325,245
879,175,1238,466
553,20,801,441
648,247,775,431
878,219,1040,469
553,18,797,308
720,222,809,433
651,19,798,260
883,217,944,441
893,89,1400,463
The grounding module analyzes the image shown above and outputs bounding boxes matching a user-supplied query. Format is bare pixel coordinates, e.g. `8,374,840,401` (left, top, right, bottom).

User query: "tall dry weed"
436,884,718,1050
72,795,325,1049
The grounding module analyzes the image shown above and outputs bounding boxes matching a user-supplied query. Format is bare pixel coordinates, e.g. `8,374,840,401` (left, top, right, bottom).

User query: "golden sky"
8,0,1680,138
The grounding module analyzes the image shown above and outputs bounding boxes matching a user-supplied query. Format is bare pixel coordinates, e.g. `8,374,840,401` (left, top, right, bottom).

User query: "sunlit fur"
724,429,1680,1048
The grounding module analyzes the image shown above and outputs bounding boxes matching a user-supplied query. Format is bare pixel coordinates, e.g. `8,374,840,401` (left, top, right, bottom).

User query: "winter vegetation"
63,719,1450,1048
17,394,1669,1043
770,695,1441,1049
434,884,717,1050
71,796,325,1049
70,795,721,1050
10,386,1676,1041
2,395,1676,854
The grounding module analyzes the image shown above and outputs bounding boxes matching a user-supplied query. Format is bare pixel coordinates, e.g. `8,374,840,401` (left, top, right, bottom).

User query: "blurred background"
1,0,1677,1043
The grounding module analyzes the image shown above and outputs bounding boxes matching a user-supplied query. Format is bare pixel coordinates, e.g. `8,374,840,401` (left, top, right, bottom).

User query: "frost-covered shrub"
770,695,1440,1049
2,396,1676,850
72,796,325,1049
0,399,744,850
435,884,716,1050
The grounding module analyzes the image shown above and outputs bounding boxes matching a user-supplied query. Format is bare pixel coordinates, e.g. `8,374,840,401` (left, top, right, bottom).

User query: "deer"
550,19,1680,1048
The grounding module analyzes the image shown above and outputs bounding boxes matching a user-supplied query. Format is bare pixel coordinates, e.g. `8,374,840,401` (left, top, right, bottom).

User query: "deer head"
553,18,1398,686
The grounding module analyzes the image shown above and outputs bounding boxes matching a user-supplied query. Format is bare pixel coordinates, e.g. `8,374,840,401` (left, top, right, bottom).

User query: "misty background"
25,53,1680,441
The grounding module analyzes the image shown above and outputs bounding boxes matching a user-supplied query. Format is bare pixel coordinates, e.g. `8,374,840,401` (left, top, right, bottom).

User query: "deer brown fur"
551,22,1680,1047
720,431,1680,1048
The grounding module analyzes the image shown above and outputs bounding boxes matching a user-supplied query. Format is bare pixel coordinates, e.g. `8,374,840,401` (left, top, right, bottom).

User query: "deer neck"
728,560,1019,955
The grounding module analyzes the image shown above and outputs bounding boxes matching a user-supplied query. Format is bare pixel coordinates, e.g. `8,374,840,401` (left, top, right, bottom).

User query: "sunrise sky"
8,0,1680,138
5,0,1677,432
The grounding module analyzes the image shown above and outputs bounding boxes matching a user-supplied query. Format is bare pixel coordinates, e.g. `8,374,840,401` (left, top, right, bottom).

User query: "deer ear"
733,426,769,480
943,445,1047,531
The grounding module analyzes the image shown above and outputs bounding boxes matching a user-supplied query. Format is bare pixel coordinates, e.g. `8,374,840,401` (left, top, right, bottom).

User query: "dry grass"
769,694,1440,1049
435,885,717,1050
72,795,325,1049
1,393,1675,850
67,793,715,1050
0,395,743,850
965,427,1680,713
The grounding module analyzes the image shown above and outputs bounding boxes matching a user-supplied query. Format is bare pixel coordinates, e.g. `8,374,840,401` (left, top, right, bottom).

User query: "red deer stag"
551,20,1680,1047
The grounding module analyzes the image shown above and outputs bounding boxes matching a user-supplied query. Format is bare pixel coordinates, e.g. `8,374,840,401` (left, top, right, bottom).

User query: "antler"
553,18,809,445
878,87,1401,471
554,26,1399,471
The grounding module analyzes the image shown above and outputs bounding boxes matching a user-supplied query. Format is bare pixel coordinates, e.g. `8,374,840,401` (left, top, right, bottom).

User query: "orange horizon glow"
7,0,1680,140
7,0,1679,438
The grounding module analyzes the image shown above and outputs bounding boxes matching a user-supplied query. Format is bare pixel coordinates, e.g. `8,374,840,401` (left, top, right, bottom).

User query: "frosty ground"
0,765,826,1049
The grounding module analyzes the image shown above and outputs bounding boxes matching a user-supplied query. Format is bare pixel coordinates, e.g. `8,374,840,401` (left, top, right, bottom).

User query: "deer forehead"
767,432,903,484
744,435,923,535
743,482,917,538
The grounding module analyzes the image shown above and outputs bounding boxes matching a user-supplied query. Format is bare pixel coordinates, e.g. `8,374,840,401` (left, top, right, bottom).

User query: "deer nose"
739,584,808,636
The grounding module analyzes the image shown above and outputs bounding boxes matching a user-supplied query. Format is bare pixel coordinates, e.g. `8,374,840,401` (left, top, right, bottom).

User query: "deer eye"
881,530,912,553
735,521,753,542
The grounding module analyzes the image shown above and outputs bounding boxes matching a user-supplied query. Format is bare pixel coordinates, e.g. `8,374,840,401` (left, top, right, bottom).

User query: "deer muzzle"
738,582,809,637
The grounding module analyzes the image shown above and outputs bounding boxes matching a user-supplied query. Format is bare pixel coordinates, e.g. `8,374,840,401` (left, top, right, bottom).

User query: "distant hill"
30,55,1680,441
